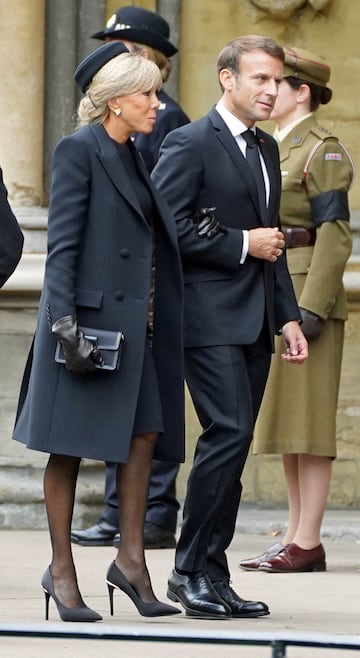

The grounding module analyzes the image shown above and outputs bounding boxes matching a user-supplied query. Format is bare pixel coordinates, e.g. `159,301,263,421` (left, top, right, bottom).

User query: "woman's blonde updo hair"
77,52,162,127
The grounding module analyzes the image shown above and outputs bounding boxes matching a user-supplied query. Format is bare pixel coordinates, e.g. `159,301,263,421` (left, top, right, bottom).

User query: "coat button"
115,291,125,301
120,249,129,258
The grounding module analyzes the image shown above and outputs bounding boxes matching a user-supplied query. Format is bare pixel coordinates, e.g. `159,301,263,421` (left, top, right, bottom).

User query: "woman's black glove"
192,207,225,239
52,315,104,373
299,307,325,341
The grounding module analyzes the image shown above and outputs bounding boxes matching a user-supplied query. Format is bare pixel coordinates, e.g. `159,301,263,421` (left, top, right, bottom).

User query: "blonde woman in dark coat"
239,47,354,574
14,43,184,621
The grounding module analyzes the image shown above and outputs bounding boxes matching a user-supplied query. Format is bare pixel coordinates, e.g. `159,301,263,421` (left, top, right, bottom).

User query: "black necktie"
242,129,266,217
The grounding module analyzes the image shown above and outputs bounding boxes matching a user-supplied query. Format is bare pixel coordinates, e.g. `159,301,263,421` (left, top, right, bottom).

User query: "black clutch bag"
55,326,124,371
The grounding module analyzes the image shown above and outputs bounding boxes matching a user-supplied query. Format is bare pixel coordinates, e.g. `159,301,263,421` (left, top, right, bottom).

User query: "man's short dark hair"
217,35,284,81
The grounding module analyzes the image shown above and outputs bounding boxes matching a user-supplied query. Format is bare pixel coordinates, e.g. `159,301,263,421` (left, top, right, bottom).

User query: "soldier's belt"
284,227,316,249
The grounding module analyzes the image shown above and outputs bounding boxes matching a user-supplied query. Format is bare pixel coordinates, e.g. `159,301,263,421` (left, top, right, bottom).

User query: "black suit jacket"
0,167,23,288
152,107,300,348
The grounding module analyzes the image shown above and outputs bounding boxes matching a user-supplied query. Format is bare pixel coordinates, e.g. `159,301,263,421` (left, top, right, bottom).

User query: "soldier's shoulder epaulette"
303,128,355,188
311,124,336,142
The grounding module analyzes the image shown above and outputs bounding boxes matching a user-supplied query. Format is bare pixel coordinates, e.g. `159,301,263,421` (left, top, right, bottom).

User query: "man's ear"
219,68,234,91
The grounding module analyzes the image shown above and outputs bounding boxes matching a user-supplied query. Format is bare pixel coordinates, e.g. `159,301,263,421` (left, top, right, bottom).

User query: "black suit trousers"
175,331,271,581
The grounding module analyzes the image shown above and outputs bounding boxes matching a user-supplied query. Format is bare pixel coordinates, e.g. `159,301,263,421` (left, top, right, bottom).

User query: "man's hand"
248,227,285,262
280,320,308,364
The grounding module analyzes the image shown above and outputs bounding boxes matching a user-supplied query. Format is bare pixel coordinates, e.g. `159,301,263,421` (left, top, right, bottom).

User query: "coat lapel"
89,124,179,252
89,124,146,221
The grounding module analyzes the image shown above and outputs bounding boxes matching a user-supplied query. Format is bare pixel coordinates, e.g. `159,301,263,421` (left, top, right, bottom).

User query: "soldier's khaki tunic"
253,114,353,457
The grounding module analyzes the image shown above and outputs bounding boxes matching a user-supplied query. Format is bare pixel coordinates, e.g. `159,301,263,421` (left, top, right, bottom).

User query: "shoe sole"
260,562,327,573
167,588,230,620
231,609,270,618
238,565,260,572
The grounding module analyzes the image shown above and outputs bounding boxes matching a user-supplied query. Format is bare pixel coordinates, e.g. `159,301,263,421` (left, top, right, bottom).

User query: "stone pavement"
0,506,359,658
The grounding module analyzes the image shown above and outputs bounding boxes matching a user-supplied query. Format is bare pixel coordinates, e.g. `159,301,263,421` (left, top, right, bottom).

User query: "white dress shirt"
216,100,270,263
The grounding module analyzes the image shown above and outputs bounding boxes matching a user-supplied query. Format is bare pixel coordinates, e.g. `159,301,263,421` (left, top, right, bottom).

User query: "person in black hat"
71,6,189,553
91,6,178,56
13,42,184,621
92,6,190,172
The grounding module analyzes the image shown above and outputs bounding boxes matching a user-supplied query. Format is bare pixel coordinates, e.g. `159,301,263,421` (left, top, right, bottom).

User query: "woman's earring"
114,108,121,116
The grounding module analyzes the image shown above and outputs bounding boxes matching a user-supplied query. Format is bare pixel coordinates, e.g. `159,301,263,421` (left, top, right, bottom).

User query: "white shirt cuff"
240,230,249,264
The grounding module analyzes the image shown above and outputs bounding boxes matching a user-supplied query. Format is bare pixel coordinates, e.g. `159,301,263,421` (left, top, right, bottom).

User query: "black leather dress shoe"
213,580,270,618
113,521,176,549
71,521,117,546
167,569,231,619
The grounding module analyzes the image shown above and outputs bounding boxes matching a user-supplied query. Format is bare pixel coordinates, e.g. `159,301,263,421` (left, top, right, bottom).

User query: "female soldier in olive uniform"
240,47,354,573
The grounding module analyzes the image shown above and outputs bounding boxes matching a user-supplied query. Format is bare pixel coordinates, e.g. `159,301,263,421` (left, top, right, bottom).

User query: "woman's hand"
52,316,104,373
191,207,225,239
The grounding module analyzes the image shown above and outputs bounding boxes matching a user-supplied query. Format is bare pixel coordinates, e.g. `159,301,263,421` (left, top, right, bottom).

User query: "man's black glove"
192,207,225,239
52,315,104,373
299,307,325,341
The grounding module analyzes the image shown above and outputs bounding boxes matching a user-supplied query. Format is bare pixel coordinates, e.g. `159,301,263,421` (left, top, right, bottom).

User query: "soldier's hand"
299,307,325,340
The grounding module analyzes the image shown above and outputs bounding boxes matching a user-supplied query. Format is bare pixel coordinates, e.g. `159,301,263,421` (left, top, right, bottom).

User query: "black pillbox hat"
74,41,129,93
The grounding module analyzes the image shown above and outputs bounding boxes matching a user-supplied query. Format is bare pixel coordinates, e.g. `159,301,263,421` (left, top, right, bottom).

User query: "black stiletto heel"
107,582,115,616
41,566,102,622
106,561,181,617
43,589,51,621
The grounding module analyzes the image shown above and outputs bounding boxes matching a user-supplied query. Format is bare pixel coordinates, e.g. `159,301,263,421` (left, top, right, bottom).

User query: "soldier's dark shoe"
144,522,177,549
71,521,117,546
113,521,176,549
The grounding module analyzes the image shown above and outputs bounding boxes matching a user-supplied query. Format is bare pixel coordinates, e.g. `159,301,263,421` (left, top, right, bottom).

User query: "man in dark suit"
152,35,308,619
0,166,23,289
71,6,189,550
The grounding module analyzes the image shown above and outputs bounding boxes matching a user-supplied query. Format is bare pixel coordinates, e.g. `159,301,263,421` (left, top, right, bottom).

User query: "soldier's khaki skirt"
253,318,344,458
